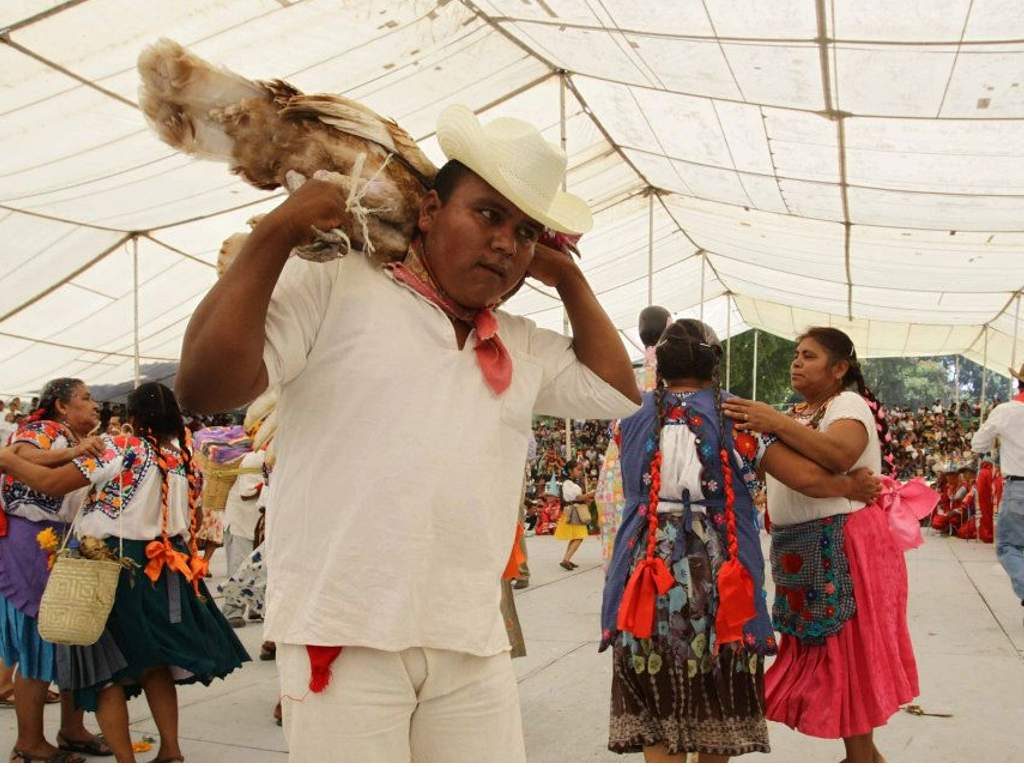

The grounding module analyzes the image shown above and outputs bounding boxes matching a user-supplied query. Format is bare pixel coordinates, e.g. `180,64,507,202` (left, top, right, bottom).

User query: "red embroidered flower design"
734,431,758,461
781,553,803,574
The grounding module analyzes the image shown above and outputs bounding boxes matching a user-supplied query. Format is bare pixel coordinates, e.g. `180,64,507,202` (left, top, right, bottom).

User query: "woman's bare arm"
760,441,880,502
0,449,89,497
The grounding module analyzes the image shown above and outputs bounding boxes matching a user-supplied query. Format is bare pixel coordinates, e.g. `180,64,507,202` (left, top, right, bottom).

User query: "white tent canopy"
1,0,1022,396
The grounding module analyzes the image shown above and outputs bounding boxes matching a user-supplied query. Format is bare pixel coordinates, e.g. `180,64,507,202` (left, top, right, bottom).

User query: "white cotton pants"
276,643,526,762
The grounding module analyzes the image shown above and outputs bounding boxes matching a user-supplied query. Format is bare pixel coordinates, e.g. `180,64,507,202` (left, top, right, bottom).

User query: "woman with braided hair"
0,377,111,762
724,327,930,763
601,320,879,761
0,382,248,763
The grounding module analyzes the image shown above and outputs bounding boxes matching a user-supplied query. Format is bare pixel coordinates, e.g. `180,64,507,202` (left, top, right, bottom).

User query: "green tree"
722,334,1012,410
723,330,796,406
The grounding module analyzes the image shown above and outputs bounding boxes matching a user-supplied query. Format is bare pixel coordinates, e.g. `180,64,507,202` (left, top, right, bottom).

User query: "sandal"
56,733,113,757
259,641,276,661
45,687,61,704
0,688,14,707
559,561,573,571
150,757,185,763
10,748,85,763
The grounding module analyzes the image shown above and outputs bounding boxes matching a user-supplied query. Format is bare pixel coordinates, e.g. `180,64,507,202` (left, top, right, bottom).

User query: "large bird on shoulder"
137,38,437,263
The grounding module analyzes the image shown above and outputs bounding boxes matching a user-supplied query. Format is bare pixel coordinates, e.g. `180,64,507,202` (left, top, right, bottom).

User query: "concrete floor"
4,529,1022,762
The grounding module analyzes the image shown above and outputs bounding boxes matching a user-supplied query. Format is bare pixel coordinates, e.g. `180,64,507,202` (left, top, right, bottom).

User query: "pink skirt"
764,503,919,739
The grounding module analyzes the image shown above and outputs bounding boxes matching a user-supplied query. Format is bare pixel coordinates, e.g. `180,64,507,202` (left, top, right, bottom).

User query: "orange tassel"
188,555,210,595
714,557,755,648
617,557,675,638
714,447,755,650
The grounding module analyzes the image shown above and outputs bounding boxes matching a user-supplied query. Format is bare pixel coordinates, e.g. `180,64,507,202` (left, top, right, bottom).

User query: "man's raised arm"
176,181,349,413
528,243,641,405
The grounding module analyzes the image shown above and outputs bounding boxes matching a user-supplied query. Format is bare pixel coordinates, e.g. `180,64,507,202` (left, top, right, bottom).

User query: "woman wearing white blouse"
724,327,918,764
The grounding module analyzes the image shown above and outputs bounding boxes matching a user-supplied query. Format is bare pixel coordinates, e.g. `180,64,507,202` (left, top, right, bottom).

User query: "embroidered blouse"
72,435,192,541
1,421,88,523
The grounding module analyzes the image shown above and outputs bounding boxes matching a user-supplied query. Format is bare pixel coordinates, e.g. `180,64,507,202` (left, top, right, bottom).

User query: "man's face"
418,172,544,309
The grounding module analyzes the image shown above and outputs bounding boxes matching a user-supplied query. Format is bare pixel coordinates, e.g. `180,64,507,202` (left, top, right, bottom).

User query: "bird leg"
284,165,411,263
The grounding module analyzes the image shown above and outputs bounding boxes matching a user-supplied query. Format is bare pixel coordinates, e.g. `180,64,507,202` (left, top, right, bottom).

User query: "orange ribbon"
616,557,675,638
188,555,210,595
501,522,526,581
144,539,193,585
714,557,756,649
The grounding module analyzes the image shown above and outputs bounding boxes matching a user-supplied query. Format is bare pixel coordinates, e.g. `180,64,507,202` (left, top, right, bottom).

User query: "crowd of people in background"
0,397,241,448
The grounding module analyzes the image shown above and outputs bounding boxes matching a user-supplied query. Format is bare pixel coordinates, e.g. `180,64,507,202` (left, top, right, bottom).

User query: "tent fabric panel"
850,228,1024,292
845,118,1024,195
834,46,957,118
847,186,1024,231
941,48,1024,118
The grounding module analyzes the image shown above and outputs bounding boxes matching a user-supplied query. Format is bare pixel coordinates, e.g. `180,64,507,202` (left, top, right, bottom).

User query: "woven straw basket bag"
38,458,126,646
195,453,255,512
38,554,122,645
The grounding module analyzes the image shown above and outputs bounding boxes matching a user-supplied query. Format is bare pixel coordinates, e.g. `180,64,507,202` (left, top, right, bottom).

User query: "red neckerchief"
385,241,513,396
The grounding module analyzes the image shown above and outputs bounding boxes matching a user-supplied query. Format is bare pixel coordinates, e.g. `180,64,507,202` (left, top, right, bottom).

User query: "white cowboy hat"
436,105,593,235
1009,363,1024,383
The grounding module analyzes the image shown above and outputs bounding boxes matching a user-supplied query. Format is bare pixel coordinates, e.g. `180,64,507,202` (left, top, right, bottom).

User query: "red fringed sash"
307,645,344,693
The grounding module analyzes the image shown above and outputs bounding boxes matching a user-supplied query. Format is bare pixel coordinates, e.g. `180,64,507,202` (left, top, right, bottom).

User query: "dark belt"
1006,475,1024,482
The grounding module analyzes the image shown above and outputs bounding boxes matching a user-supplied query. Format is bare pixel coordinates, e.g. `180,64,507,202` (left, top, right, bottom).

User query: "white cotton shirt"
971,399,1024,476
766,391,881,527
223,450,265,539
561,479,583,502
261,253,639,655
657,424,706,511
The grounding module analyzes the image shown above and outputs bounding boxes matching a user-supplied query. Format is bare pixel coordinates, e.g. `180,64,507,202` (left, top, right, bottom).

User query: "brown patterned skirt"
609,637,769,756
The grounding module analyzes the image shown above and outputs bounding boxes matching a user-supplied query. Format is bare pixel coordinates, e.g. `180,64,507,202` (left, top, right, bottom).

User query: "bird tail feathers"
137,38,265,160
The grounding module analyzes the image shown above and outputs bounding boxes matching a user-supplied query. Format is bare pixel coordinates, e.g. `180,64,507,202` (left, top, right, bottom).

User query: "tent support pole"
559,71,571,458
699,252,706,323
980,326,989,422
954,355,960,415
725,293,732,391
132,235,140,388
647,192,654,305
1011,292,1021,395
752,329,759,401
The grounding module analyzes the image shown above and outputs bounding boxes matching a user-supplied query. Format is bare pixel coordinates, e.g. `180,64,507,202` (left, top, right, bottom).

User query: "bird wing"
279,94,437,183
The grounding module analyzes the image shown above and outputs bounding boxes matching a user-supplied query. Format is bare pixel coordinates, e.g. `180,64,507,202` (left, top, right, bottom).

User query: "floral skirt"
218,542,266,617
608,511,769,756
765,503,919,738
610,642,768,755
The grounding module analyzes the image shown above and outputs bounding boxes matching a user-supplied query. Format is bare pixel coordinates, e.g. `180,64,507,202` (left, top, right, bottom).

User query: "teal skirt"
57,538,250,711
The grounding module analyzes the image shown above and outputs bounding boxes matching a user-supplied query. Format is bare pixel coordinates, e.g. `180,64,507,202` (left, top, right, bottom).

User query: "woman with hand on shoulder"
724,327,924,763
0,382,249,763
601,320,879,762
0,378,111,763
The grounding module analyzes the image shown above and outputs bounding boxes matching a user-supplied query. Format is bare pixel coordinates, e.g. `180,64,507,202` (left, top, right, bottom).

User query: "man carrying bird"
176,105,640,761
